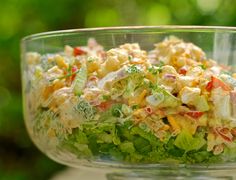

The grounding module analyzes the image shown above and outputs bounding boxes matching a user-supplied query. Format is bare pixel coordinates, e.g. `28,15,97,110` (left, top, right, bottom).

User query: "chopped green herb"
199,64,206,70
131,104,139,110
127,65,141,74
87,56,98,62
102,95,110,101
158,60,165,67
148,66,162,75
128,55,132,61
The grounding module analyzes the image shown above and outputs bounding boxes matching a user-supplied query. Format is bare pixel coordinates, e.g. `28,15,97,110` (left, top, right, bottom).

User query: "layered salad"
24,36,236,164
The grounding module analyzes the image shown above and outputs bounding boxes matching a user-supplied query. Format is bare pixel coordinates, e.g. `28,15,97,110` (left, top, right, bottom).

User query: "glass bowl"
21,26,236,179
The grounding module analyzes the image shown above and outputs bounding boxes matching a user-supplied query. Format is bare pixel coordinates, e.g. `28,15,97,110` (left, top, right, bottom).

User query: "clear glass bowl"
21,26,236,179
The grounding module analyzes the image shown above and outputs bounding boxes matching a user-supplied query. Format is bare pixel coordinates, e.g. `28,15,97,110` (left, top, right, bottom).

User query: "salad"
24,36,236,164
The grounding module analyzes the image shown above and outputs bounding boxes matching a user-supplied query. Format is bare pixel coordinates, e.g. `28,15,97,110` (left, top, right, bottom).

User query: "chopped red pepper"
73,47,87,56
71,66,78,81
178,67,187,75
205,80,213,91
206,76,231,92
186,111,204,119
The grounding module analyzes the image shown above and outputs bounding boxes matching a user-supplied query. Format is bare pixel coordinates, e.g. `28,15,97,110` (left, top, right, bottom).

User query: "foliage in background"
0,0,236,179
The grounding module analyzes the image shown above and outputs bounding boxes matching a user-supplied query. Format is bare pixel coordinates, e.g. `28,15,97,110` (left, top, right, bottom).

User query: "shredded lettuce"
133,136,152,155
164,138,185,157
194,95,210,112
123,72,144,98
147,85,180,108
111,104,123,117
174,130,206,152
120,141,135,153
58,120,226,164
222,145,236,162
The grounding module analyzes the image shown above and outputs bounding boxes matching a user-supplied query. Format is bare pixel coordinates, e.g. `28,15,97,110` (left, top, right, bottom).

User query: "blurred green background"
1,0,236,179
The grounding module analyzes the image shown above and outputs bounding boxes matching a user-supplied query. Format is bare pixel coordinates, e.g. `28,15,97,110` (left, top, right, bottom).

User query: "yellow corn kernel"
47,56,54,63
129,90,147,105
42,85,54,100
176,57,186,67
133,109,143,116
97,64,108,78
105,56,120,71
117,52,128,63
171,56,177,65
160,124,170,131
167,115,181,134
136,90,147,104
53,79,64,91
191,80,199,87
207,133,215,141
133,109,147,119
55,55,68,69
140,99,147,107
184,52,191,58
87,61,99,73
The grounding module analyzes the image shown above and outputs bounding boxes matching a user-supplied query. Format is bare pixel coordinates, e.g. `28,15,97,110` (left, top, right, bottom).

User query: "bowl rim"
21,25,236,43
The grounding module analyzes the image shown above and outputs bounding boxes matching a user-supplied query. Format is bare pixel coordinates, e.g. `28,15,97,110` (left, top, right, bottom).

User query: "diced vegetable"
186,111,204,119
211,88,231,120
206,76,231,91
72,64,87,95
174,130,206,152
146,85,180,108
27,36,236,164
178,67,187,75
194,96,209,112
74,47,87,56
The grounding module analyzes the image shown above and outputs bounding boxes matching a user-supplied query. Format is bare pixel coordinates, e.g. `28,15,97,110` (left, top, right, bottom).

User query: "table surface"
51,168,107,180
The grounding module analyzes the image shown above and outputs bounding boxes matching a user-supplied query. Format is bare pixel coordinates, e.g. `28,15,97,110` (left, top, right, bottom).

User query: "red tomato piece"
179,67,187,75
71,66,78,81
73,47,87,56
206,76,231,91
205,81,213,91
186,111,204,119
